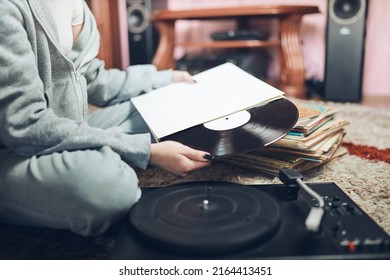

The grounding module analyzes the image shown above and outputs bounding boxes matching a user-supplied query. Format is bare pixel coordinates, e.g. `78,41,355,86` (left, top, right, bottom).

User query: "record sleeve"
131,62,284,140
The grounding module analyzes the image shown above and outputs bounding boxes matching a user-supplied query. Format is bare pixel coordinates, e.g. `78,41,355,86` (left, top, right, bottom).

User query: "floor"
361,95,390,109
304,93,390,109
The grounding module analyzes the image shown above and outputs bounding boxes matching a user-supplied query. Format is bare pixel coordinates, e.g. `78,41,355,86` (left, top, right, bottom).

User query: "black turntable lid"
129,181,281,256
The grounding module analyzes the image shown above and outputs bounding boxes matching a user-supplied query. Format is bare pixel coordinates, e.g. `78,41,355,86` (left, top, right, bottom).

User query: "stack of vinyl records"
222,103,349,176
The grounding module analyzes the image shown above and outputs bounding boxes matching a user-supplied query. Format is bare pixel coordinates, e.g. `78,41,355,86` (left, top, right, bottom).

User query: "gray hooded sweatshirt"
0,0,172,169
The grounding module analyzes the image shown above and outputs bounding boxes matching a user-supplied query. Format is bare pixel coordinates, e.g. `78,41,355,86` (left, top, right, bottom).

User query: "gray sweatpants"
0,101,148,236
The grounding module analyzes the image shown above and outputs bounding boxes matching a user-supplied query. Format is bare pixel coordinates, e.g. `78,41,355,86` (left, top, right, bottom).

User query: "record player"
111,169,390,260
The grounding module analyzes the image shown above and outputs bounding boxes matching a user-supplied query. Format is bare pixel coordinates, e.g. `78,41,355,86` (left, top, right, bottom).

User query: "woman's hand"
171,70,196,84
150,141,211,177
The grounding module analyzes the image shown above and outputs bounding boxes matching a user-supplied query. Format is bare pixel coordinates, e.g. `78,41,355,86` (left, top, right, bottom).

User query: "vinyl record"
129,181,281,255
161,98,299,157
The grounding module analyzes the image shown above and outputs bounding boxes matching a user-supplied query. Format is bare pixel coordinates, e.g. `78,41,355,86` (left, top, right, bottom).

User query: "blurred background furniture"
151,5,320,98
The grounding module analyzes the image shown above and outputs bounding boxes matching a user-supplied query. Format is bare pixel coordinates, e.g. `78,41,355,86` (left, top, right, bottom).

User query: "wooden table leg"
152,20,175,70
279,14,306,98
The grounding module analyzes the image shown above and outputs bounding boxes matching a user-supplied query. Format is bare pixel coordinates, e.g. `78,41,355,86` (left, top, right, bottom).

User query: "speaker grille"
127,1,151,34
324,0,368,102
329,0,366,24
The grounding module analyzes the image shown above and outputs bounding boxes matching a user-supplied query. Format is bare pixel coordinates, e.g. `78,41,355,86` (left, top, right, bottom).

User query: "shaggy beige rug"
136,99,390,235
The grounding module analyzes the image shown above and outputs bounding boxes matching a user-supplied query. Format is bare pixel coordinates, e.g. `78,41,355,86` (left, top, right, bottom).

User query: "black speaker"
323,0,368,102
127,0,167,65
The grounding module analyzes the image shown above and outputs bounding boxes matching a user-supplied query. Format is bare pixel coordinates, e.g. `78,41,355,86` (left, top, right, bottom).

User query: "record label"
203,110,251,131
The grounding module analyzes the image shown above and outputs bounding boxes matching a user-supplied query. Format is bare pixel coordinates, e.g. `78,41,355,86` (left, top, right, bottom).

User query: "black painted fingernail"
203,154,214,161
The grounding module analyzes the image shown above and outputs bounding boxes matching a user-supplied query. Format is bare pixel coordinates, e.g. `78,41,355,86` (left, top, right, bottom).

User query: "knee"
61,147,141,236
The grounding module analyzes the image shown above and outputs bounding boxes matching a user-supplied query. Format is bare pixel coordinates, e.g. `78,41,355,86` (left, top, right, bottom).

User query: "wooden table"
151,5,320,98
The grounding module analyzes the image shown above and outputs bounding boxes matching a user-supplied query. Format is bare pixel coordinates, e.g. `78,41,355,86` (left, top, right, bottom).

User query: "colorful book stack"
222,102,349,176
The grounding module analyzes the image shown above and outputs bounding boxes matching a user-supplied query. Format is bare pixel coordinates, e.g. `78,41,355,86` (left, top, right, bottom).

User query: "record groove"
161,98,299,157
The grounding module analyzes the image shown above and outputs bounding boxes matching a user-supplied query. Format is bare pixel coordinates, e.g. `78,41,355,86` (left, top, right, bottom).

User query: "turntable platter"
129,181,281,255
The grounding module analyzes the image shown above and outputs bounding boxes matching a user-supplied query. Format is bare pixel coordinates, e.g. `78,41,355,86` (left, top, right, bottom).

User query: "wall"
363,0,390,96
167,0,390,96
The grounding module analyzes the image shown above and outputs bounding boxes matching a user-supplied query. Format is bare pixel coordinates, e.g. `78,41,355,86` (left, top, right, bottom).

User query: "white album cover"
131,62,284,140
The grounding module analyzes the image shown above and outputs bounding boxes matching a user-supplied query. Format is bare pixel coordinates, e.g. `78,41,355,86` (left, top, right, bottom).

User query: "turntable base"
111,181,390,260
